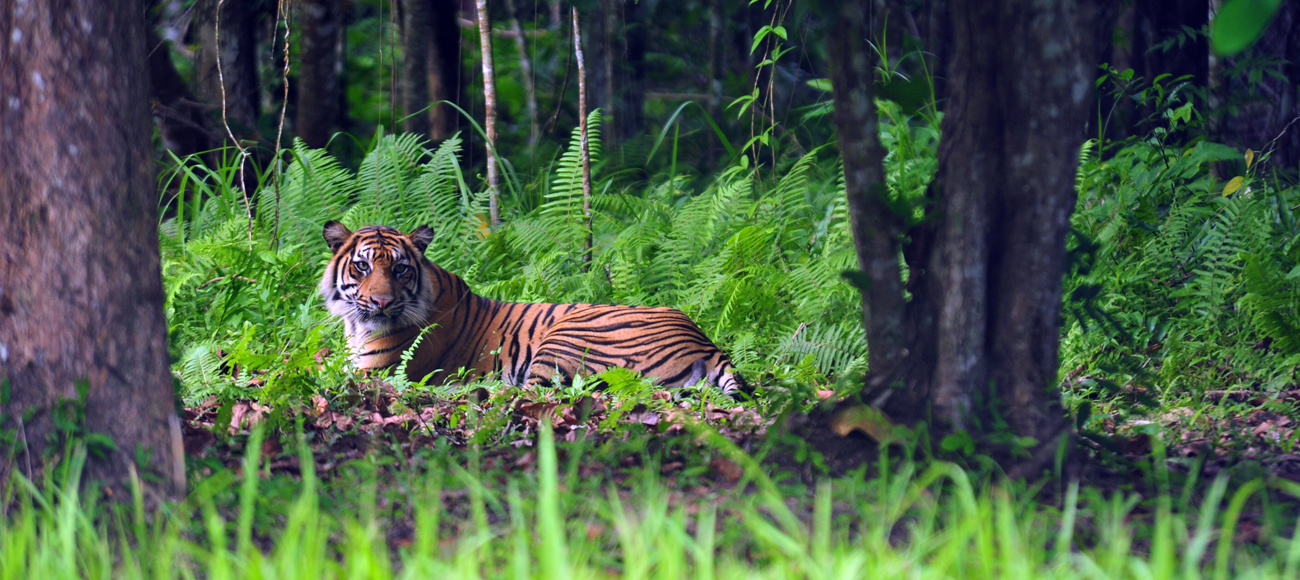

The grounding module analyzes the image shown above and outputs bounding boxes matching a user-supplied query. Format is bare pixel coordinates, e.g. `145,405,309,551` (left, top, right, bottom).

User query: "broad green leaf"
750,25,772,54
1210,0,1282,56
1222,176,1245,197
805,78,832,92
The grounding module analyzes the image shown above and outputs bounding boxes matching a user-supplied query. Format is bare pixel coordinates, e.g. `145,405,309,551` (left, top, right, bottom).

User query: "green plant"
162,99,937,414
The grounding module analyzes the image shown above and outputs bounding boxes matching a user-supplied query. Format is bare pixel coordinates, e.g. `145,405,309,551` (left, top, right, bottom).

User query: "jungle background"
5,0,1300,577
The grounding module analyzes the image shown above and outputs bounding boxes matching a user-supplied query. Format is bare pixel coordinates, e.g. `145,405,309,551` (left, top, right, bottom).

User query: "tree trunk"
401,0,434,139
1,0,186,499
426,0,463,141
574,7,593,272
827,0,912,404
196,0,261,138
922,0,950,107
708,0,724,165
583,0,612,130
832,0,1099,473
299,0,344,149
476,0,501,227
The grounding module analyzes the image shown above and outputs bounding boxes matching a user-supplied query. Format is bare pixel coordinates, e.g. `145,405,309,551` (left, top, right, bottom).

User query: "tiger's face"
320,221,436,337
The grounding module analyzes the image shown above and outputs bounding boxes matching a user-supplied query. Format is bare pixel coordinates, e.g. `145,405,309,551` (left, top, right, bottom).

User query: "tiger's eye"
353,261,370,273
393,264,410,276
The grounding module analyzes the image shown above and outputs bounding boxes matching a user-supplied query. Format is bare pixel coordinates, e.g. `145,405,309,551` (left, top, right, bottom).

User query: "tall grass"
5,428,1300,579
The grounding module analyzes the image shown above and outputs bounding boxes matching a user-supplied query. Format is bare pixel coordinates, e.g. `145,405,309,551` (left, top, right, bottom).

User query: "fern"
773,321,867,377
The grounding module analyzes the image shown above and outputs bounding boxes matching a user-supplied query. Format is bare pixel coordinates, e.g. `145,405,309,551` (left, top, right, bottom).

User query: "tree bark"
826,0,909,397
832,0,1098,473
708,0,724,164
428,0,463,141
582,0,612,132
574,7,593,272
299,0,344,149
196,0,261,138
401,0,433,139
476,0,501,227
1,0,186,499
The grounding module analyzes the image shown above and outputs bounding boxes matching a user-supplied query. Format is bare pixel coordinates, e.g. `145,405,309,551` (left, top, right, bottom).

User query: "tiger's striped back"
320,222,746,394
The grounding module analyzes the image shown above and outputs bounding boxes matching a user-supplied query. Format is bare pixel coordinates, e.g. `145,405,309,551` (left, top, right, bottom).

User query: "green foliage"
159,99,947,409
1211,0,1283,56
1064,71,1300,412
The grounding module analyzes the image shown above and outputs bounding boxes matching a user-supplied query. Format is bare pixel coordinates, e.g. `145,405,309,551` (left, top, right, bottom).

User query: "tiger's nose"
372,296,394,309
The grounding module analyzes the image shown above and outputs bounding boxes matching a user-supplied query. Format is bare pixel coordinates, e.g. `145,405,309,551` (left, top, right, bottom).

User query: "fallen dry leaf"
710,456,743,483
311,394,329,415
831,405,898,444
518,401,559,421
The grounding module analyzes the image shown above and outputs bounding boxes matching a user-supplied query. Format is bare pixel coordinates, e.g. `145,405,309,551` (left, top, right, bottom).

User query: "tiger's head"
320,221,436,338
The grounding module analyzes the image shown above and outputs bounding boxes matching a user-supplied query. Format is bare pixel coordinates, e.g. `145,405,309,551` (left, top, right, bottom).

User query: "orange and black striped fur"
320,222,746,393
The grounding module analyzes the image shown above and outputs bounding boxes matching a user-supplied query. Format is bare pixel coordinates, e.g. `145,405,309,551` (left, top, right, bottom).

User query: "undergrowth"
1062,70,1300,429
5,424,1300,579
160,102,936,415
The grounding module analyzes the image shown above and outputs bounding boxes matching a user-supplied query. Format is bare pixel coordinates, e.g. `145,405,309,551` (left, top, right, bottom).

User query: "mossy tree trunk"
829,0,1100,475
0,0,186,500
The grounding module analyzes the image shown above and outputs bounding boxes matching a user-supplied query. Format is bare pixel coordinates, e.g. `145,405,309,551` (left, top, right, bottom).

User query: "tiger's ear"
323,221,352,254
408,225,434,255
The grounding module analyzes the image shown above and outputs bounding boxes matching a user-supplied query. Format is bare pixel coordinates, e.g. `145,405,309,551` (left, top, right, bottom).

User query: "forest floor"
179,370,1300,552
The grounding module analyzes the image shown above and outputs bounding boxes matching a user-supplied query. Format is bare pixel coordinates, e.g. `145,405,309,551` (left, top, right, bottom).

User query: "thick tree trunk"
401,0,434,139
299,0,344,148
923,0,950,106
1,0,186,499
476,0,501,226
833,0,1098,473
428,0,463,141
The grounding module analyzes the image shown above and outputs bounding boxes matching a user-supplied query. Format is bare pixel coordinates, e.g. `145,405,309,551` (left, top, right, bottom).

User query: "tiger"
320,221,747,395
